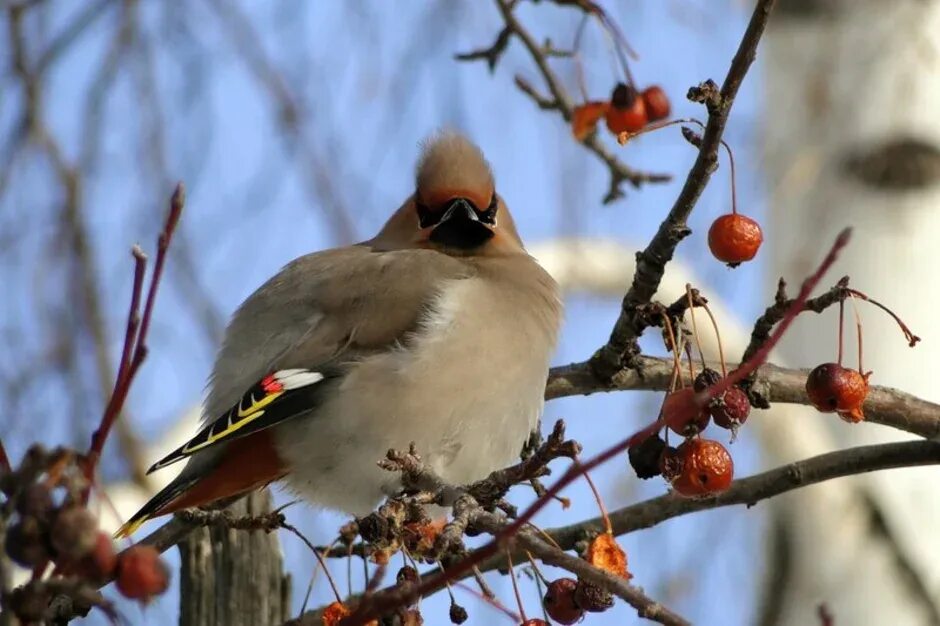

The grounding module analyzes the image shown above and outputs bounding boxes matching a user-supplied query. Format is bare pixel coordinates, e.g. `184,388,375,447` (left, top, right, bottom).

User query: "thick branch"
547,356,940,439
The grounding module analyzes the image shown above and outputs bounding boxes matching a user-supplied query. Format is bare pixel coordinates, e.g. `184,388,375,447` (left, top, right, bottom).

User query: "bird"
116,131,562,537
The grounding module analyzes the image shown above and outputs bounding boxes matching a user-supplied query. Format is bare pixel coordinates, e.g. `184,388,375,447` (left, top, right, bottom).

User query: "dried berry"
543,577,584,625
8,581,50,622
606,83,648,135
641,85,670,122
397,565,419,586
449,601,469,624
669,438,734,497
663,388,710,436
707,213,763,267
115,545,170,601
521,621,550,626
693,368,722,393
659,445,682,482
357,512,389,543
50,506,98,562
574,580,615,613
16,483,54,522
5,517,50,568
629,433,666,479
322,601,351,626
710,386,751,430
805,363,869,422
585,533,630,579
572,101,609,141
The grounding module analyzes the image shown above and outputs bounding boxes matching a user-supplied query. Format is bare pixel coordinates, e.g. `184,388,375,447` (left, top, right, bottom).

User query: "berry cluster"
1,446,169,623
629,368,747,498
572,82,671,141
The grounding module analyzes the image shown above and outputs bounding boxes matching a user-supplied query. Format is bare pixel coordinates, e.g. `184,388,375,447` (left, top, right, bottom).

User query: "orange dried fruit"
586,532,631,579
322,601,351,625
572,101,609,140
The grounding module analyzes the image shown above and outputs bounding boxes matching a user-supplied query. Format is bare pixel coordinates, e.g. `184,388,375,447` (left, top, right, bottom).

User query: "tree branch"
590,0,780,379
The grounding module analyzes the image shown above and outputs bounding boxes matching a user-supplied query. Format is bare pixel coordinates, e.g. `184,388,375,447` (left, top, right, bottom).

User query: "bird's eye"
478,194,498,226
415,201,439,229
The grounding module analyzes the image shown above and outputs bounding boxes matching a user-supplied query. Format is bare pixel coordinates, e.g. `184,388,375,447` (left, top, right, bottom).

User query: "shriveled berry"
521,621,550,626
663,388,710,436
543,577,584,625
449,602,469,624
5,517,50,568
116,545,170,601
641,85,670,121
8,581,50,622
708,214,763,267
710,386,751,430
16,483,54,522
629,433,666,479
669,438,734,497
606,83,647,135
659,446,682,482
50,506,98,562
693,368,722,393
322,601,351,626
75,532,118,581
574,580,615,612
356,512,389,543
397,565,419,586
805,363,869,422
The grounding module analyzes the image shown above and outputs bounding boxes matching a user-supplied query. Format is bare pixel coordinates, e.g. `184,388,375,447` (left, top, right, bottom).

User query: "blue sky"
0,1,770,623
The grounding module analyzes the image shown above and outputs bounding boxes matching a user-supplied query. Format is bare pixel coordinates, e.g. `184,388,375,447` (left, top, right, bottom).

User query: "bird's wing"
149,245,471,473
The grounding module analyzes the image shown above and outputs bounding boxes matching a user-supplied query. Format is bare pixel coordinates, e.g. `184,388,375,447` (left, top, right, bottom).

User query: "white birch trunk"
763,1,940,624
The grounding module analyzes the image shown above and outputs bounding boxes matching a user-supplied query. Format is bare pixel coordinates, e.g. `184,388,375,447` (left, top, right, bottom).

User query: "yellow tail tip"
114,517,147,539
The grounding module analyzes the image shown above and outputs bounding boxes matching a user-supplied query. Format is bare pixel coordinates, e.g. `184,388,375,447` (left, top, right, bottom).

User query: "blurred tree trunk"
762,1,940,624
178,491,291,626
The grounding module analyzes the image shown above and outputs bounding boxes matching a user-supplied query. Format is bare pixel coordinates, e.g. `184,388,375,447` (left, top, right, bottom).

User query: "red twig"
82,184,184,498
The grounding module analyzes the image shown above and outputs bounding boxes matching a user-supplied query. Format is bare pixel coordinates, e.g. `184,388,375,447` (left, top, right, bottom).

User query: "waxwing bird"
117,131,562,537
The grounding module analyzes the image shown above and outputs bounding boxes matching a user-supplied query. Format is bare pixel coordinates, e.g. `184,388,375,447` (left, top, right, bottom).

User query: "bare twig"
590,0,780,378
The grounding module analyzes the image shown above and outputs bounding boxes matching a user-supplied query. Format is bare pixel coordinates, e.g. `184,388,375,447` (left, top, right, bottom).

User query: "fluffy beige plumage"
118,130,562,535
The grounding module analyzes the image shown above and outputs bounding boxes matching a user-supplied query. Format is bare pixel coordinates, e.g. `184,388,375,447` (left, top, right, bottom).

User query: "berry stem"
505,550,527,623
848,292,864,374
575,456,612,534
685,284,708,370
699,300,728,378
837,298,845,367
843,287,920,348
660,311,684,386
572,14,591,103
281,521,343,602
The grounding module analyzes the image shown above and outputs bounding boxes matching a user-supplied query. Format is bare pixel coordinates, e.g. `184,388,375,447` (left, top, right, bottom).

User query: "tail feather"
114,476,197,538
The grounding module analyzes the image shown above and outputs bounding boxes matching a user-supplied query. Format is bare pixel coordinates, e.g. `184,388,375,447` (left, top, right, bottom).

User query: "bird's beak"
429,197,494,249
438,198,480,224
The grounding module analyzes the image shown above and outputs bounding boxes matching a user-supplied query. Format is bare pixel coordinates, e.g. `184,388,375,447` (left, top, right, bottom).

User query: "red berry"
669,438,734,497
572,101,610,141
805,363,869,422
710,386,751,430
605,83,647,134
521,621,550,626
116,545,170,601
707,214,763,267
662,387,709,436
641,85,670,121
543,578,584,625
75,532,118,581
